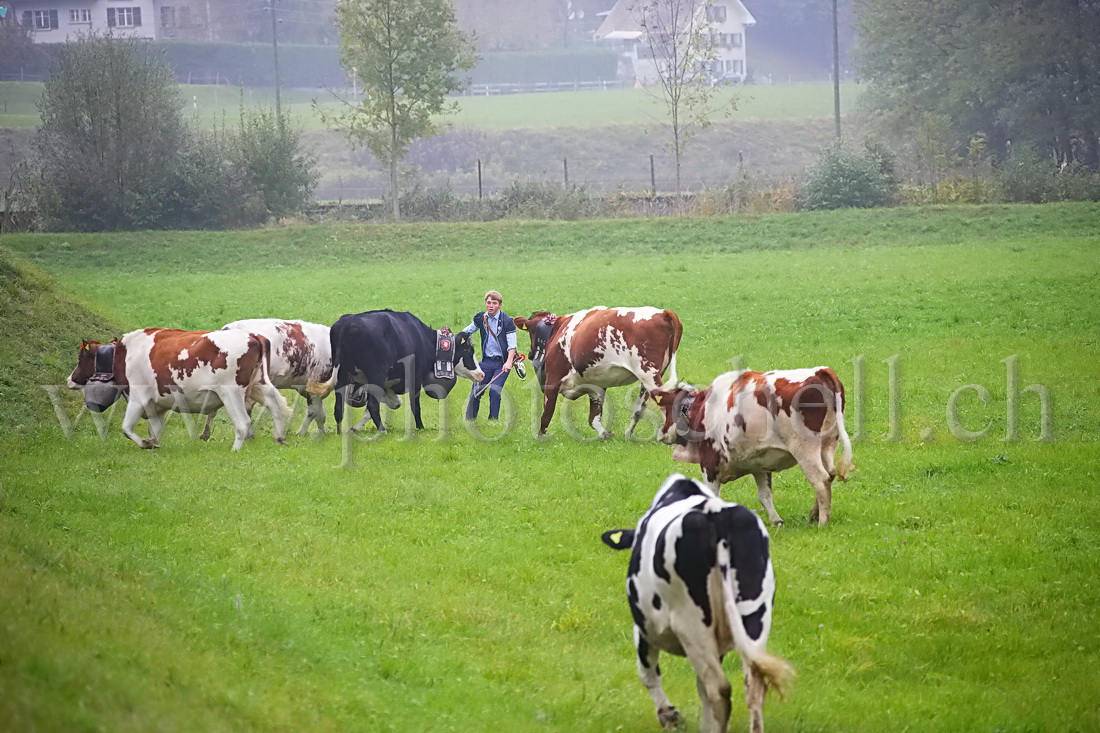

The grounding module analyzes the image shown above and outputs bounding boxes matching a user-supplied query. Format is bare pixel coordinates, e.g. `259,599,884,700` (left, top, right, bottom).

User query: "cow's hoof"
274,437,287,445
657,706,684,730
599,431,613,440
140,439,159,449
199,433,211,442
773,519,785,527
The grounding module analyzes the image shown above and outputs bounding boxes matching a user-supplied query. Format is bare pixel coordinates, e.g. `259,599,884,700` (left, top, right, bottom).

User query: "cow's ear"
601,529,635,550
514,317,530,331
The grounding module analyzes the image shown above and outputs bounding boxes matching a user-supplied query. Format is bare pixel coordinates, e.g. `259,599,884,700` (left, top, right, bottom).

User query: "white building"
595,0,756,85
3,0,217,42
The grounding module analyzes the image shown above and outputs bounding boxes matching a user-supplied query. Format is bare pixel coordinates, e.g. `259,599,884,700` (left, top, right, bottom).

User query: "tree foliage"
633,0,735,193
34,33,187,230
29,33,317,231
855,0,1100,167
801,138,898,210
325,0,477,219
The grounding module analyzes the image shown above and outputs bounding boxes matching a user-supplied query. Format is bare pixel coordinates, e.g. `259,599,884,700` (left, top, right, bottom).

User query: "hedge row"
1,41,618,88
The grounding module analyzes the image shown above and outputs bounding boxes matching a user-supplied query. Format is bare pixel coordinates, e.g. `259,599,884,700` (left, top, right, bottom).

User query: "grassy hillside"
1,81,862,199
0,82,862,131
0,247,129,430
3,204,1099,732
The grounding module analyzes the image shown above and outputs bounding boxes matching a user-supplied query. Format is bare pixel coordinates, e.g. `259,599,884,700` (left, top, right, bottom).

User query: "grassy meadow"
2,203,1099,731
0,81,860,131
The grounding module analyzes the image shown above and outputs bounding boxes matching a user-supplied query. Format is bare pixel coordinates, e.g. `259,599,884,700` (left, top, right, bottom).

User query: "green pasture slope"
2,203,1099,732
0,81,859,131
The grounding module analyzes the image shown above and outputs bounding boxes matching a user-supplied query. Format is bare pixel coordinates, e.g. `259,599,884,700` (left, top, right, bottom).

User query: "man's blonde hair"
484,290,503,303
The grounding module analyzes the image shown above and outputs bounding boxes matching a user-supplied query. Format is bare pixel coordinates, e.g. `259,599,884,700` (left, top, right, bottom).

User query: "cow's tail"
834,388,854,481
306,331,340,397
248,335,290,420
718,545,795,700
663,309,684,387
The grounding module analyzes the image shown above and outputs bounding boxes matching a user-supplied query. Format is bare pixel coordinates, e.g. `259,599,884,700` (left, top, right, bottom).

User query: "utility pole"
266,0,282,117
832,0,841,138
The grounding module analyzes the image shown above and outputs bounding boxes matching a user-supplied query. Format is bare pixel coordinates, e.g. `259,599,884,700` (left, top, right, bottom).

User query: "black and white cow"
602,474,793,733
319,310,484,433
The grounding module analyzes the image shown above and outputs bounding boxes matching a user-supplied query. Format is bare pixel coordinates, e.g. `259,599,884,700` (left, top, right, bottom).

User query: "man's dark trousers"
467,356,509,419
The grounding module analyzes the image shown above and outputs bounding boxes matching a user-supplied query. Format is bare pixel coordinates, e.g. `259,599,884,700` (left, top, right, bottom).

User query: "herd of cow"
66,305,855,733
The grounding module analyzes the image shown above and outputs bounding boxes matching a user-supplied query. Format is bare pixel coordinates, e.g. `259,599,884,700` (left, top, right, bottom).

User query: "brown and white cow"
514,307,682,439
68,328,289,451
654,368,854,526
212,319,336,437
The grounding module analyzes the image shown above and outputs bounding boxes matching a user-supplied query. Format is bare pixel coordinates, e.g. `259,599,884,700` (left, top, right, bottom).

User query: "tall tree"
34,33,187,230
632,0,734,193
325,0,477,219
856,0,1100,167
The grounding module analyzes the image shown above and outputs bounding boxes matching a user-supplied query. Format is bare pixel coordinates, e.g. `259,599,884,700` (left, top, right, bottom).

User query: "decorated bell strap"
90,343,116,382
434,329,455,380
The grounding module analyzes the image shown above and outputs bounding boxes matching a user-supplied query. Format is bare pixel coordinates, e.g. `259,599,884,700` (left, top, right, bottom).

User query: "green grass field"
0,81,861,131
2,203,1099,731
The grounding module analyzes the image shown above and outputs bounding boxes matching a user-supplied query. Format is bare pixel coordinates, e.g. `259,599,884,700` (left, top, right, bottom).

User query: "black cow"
602,474,794,733
322,310,484,433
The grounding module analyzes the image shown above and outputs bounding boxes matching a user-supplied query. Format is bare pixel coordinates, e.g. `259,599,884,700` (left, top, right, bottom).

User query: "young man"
461,290,517,421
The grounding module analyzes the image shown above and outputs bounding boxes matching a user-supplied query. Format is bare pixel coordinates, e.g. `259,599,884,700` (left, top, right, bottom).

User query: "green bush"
995,143,1057,203
1051,164,1100,202
164,128,267,229
801,139,899,210
236,106,318,219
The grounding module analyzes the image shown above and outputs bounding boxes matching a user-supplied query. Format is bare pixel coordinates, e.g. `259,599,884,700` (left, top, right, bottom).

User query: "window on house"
24,9,60,29
731,32,742,47
161,6,176,28
69,8,92,24
107,7,142,28
179,6,191,27
706,5,727,23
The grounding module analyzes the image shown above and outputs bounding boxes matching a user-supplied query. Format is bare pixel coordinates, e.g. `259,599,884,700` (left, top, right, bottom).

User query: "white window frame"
32,9,54,29
69,8,92,24
115,7,136,27
161,6,176,28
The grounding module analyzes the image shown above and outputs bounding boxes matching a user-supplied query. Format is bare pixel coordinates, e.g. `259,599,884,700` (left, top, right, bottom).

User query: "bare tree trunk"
390,123,400,220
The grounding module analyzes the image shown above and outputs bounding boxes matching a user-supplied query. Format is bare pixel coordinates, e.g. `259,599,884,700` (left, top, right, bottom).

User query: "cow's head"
514,311,559,386
652,384,699,445
69,339,124,412
452,331,484,383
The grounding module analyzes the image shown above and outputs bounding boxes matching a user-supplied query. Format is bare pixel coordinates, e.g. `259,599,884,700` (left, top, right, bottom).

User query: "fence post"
478,159,483,200
650,154,656,198
563,157,569,189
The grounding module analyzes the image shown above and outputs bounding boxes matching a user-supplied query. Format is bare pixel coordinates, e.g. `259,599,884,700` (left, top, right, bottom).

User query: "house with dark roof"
595,0,755,85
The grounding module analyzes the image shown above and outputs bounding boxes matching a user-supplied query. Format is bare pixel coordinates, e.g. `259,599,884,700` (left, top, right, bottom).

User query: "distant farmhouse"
0,0,330,43
595,0,755,84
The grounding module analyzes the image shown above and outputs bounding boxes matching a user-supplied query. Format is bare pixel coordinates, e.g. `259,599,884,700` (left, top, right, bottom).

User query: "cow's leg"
625,385,650,438
258,383,288,444
753,472,784,526
294,388,313,436
200,413,215,441
364,392,385,432
121,399,156,449
798,454,833,526
681,635,732,733
742,657,768,733
307,393,326,435
214,385,253,451
588,387,612,439
146,407,166,448
538,385,561,436
635,629,682,730
409,390,425,430
820,432,839,479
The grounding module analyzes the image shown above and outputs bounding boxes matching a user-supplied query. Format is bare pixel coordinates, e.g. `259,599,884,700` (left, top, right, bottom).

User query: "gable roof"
595,0,756,40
